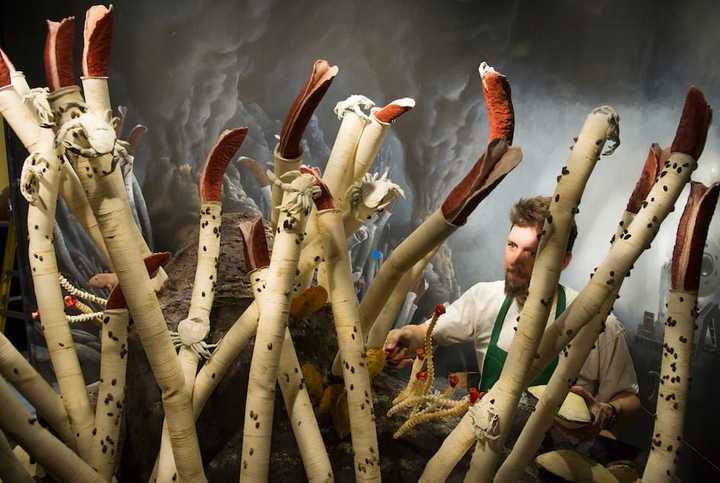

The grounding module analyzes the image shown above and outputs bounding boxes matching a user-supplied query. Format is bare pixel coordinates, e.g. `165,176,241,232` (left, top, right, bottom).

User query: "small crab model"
24,87,55,128
333,94,375,120
346,169,405,222
266,169,321,224
170,317,217,360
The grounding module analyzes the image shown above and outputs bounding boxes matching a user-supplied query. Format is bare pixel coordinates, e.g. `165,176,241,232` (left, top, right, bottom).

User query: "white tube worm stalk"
0,375,104,483
240,173,314,483
465,106,619,482
0,430,33,483
0,78,95,460
0,331,74,447
317,207,380,482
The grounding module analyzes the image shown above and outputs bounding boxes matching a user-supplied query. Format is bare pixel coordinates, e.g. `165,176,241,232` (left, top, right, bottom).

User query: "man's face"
503,224,541,297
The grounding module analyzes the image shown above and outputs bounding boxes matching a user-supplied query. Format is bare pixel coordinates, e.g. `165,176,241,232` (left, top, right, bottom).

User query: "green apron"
478,285,566,392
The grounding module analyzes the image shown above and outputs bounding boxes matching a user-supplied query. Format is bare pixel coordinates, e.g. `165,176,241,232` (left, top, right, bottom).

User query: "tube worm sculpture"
360,63,521,355
315,186,381,482
464,105,620,481
239,170,318,483
0,45,97,460
642,181,720,482
153,129,247,483
60,7,206,481
495,143,666,482
242,223,333,483
0,331,74,447
0,430,33,483
0,375,104,483
271,60,338,226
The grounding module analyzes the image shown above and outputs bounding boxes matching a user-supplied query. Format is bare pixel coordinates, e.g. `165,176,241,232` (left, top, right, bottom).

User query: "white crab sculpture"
345,169,405,222
266,170,321,225
170,317,217,360
333,94,375,120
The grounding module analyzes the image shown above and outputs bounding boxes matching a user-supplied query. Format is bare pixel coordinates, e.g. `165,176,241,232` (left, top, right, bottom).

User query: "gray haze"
3,0,720,330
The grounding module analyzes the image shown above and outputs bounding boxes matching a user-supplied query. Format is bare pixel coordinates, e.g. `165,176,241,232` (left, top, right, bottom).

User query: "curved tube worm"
272,60,337,226
0,375,104,483
155,129,246,483
44,17,76,92
240,172,316,483
351,98,415,183
0,430,33,483
0,331,74,447
642,181,720,483
479,62,514,144
419,410,477,483
316,204,381,482
359,138,521,352
464,106,619,481
0,49,96,461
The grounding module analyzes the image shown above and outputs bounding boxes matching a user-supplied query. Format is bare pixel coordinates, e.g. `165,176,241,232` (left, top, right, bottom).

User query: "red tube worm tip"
106,252,170,309
0,49,12,88
200,127,248,202
126,124,148,156
301,165,334,210
671,181,720,291
479,62,515,145
43,17,76,91
671,86,712,160
626,143,669,214
441,138,522,226
278,59,339,159
238,217,270,272
374,98,415,124
82,5,113,77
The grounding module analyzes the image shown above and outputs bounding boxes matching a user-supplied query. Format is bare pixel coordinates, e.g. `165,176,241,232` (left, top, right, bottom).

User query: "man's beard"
504,271,529,299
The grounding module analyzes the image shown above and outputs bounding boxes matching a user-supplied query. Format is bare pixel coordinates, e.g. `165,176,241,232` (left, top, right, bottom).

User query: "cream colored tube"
253,269,334,483
0,430,33,483
0,85,95,461
271,147,302,227
90,308,129,481
60,164,113,268
641,290,695,482
317,208,380,482
366,247,437,348
352,114,389,182
0,331,74,448
495,215,632,483
0,375,104,483
464,106,619,482
9,71,30,97
419,410,476,483
322,108,368,206
240,185,312,483
74,154,206,482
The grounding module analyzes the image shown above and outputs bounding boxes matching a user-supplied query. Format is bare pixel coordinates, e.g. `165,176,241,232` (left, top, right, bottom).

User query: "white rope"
58,274,107,305
66,312,104,324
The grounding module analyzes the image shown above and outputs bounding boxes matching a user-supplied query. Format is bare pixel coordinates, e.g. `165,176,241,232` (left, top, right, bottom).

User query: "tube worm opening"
626,143,669,214
441,138,522,226
106,252,170,309
671,181,720,291
480,62,515,144
374,98,415,124
44,17,76,91
300,165,334,210
82,5,113,77
278,59,338,159
238,217,270,272
670,86,712,160
199,127,248,202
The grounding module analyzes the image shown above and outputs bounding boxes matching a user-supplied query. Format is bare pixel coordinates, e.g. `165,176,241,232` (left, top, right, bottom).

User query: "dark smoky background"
3,1,720,477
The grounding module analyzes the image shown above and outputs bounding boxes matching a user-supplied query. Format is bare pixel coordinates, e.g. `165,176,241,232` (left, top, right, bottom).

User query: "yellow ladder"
0,116,15,333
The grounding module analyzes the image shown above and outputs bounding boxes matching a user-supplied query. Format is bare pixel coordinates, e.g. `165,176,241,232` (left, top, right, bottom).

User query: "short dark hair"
510,196,578,252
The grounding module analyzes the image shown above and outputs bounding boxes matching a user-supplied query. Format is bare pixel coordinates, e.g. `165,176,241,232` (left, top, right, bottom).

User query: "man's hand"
568,385,618,438
383,324,427,368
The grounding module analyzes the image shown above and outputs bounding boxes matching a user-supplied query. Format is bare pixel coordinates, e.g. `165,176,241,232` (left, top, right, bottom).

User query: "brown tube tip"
374,98,415,124
125,124,148,156
670,86,712,160
626,143,669,214
278,59,339,159
671,181,720,291
44,17,76,91
441,139,522,226
82,5,113,77
238,217,270,272
106,252,170,309
0,49,13,88
200,128,249,202
300,165,334,210
480,62,515,145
